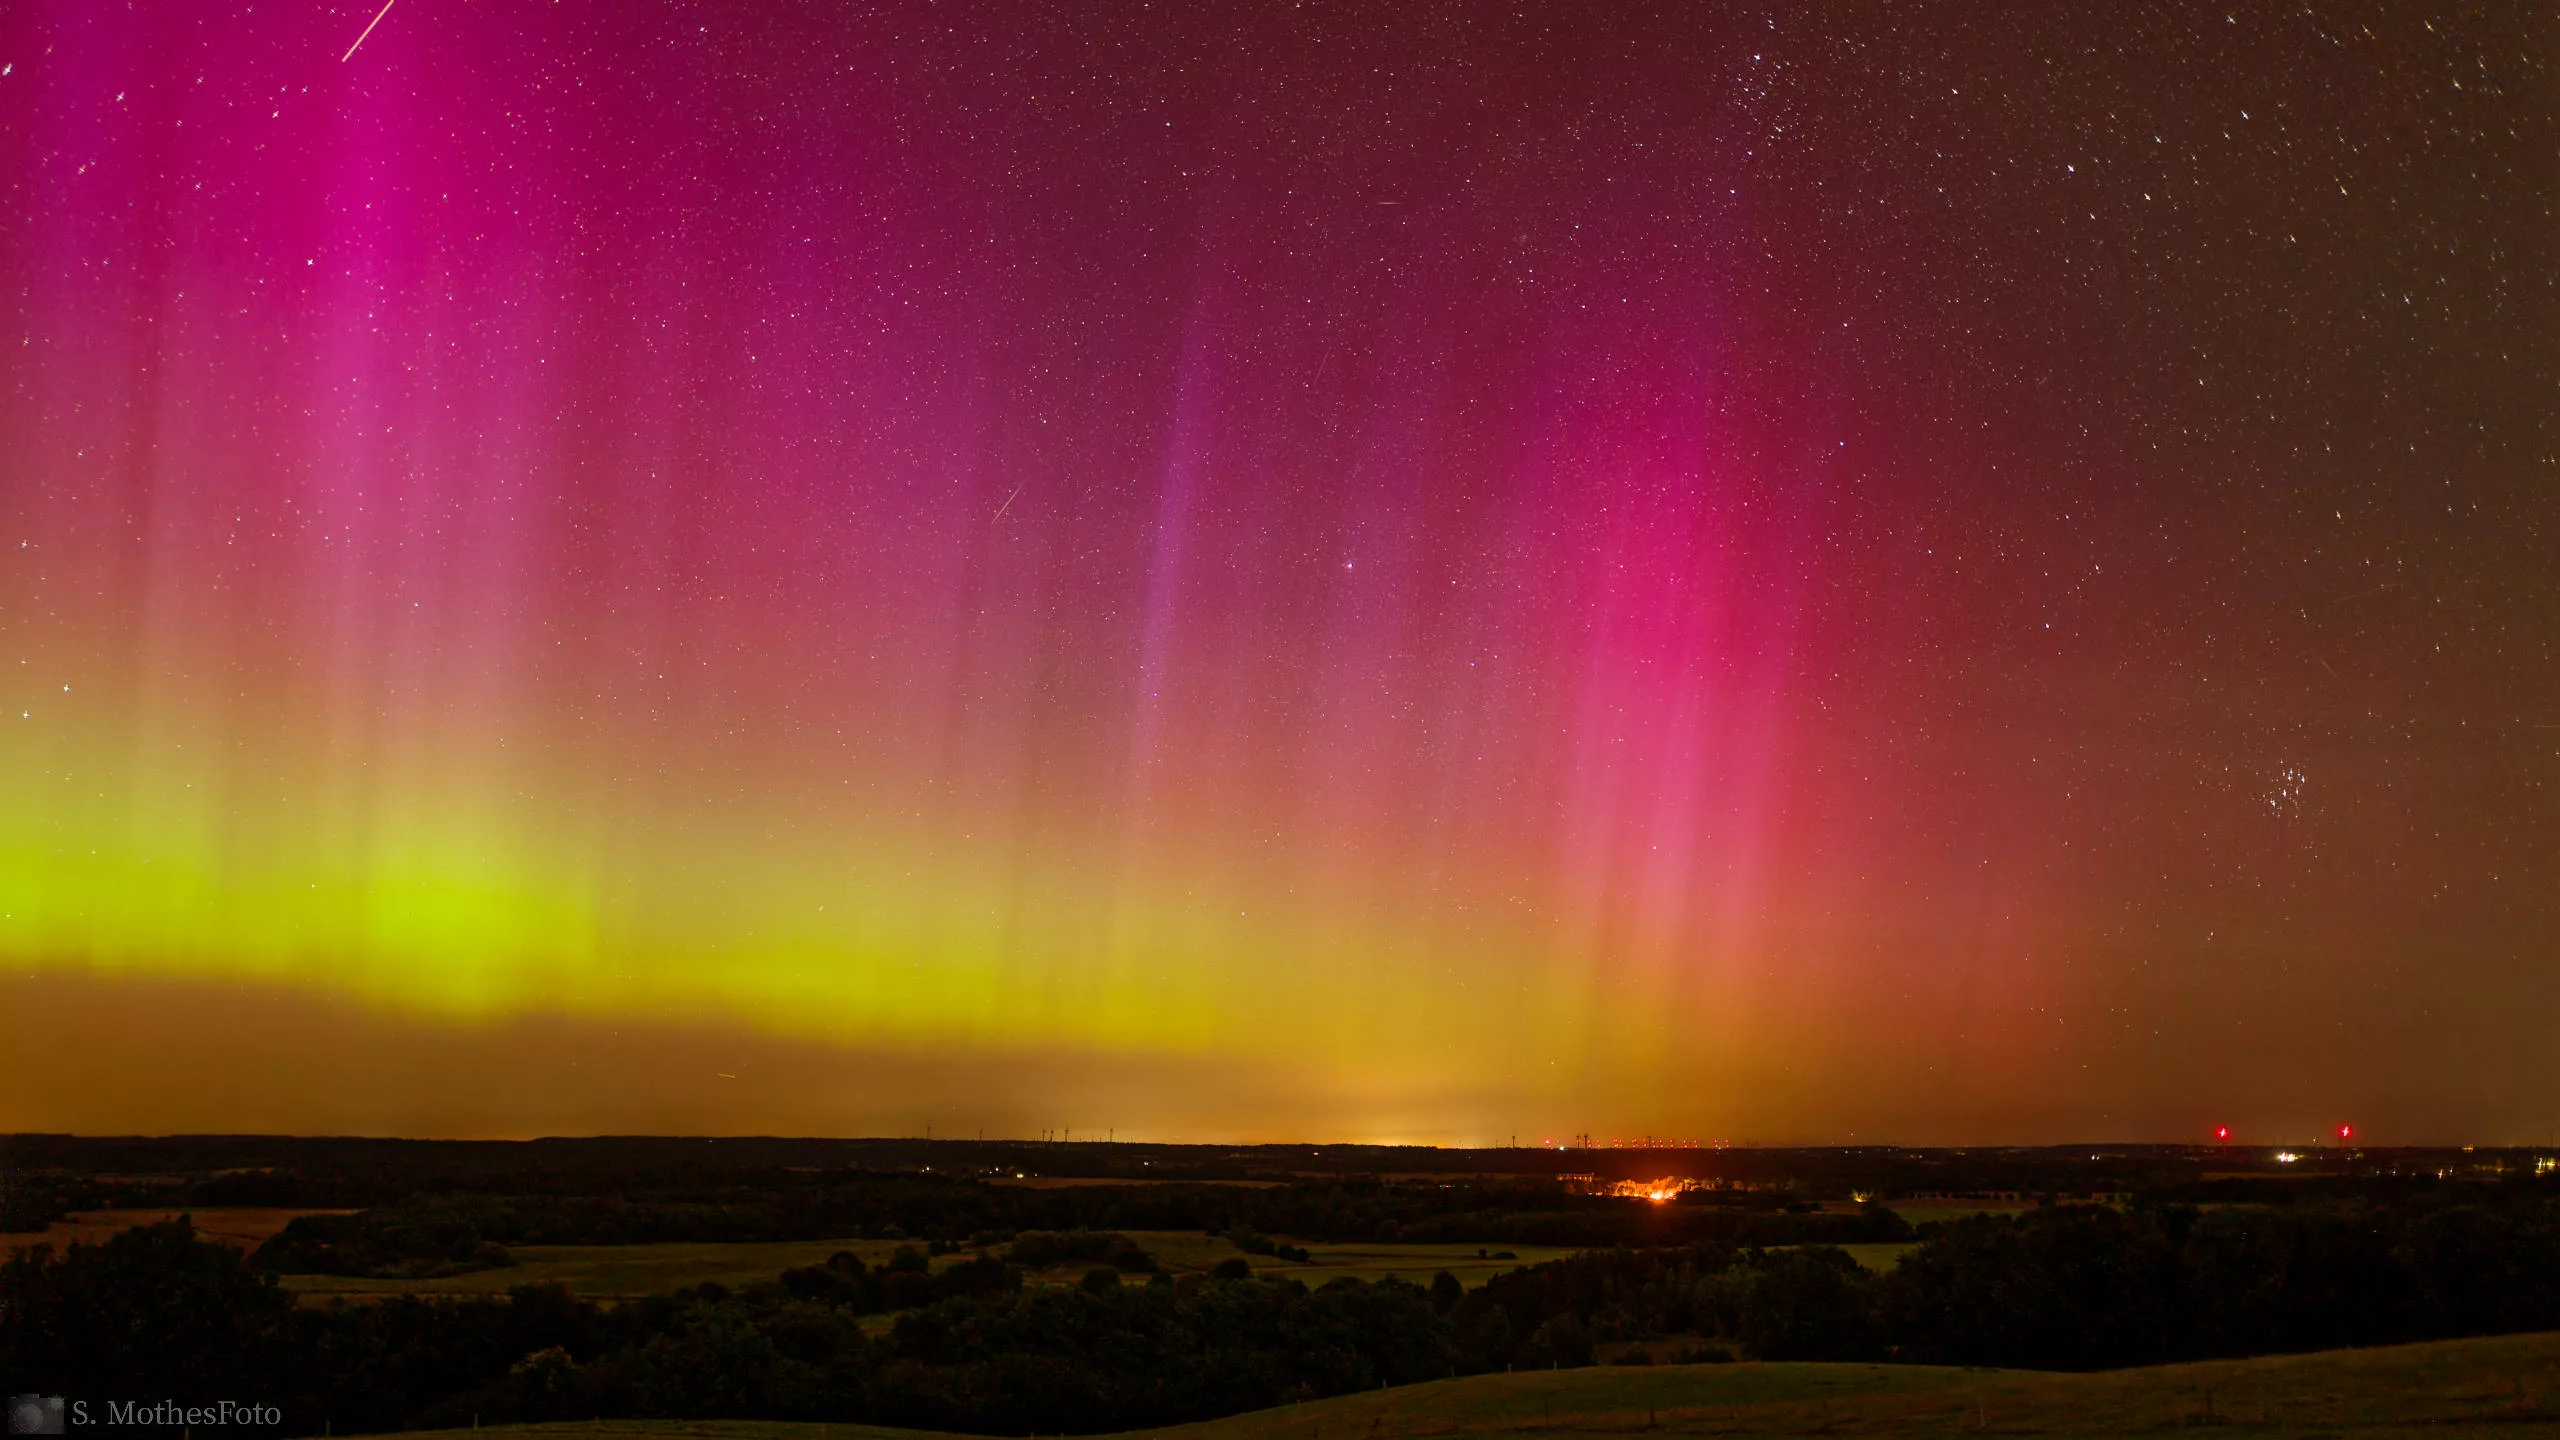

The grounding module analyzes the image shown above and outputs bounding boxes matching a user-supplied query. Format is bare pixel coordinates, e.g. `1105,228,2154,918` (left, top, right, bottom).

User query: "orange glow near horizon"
1605,1177,1709,1203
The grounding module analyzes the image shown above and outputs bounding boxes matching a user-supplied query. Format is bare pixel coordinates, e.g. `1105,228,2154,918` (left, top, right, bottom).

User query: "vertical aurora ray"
4,1,2553,1142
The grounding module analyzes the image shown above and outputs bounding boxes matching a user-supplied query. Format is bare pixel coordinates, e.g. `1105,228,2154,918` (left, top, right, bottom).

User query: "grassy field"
279,1238,930,1303
379,1329,2560,1438
1094,1232,1579,1289
0,1207,352,1256
31,1200,2042,1300
1752,1201,2024,1275
1877,1200,2037,1227
25,1198,2058,1303
1824,1242,1918,1273
277,1230,1577,1304
1790,1199,2045,1273
1253,1238,1580,1289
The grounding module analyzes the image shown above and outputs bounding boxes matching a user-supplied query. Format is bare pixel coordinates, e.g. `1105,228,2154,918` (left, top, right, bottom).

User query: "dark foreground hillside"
388,1331,2560,1438
9,1192,2560,1435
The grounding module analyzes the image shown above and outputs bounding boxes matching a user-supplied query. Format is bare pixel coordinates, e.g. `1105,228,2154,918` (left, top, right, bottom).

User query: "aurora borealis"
3,1,2553,1144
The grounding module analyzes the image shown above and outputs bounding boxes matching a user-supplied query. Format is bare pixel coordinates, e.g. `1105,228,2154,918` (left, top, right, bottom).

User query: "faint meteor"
341,0,398,62
991,483,1024,524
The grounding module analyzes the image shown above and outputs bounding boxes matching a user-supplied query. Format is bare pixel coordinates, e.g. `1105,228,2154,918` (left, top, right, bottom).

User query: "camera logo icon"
6,1397,63,1436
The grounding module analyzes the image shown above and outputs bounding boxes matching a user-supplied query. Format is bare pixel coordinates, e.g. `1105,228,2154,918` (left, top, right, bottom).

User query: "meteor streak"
341,0,398,62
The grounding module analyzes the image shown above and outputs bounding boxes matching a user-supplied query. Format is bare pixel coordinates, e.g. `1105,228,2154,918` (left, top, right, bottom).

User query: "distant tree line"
1439,1192,2560,1369
10,1190,2560,1435
1216,1227,1312,1264
36,1130,2490,1201
0,1188,65,1235
999,1230,1163,1274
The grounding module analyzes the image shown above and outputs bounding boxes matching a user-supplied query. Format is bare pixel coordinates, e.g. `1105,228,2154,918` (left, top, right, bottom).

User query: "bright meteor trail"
341,0,398,62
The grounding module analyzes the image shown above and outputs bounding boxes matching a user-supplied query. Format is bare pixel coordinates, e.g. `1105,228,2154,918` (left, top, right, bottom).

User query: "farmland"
278,1237,923,1303
274,1230,1581,1304
0,1206,349,1256
13,1192,2129,1307
25,1196,2047,1302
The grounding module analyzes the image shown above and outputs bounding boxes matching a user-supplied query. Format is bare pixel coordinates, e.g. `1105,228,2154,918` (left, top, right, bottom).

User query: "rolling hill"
387,1328,2560,1438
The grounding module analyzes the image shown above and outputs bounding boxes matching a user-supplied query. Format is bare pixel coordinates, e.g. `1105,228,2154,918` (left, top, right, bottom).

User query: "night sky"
2,1,2552,1144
